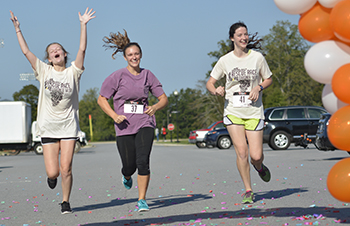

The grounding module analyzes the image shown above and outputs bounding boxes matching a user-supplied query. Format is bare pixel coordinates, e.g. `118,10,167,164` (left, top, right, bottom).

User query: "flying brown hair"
102,29,130,59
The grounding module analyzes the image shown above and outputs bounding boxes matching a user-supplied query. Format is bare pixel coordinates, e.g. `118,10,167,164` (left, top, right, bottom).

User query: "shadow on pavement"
0,166,13,172
73,194,211,213
82,206,350,225
254,187,308,201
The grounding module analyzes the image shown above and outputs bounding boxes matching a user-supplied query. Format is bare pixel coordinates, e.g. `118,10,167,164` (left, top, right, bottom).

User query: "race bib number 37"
124,103,144,114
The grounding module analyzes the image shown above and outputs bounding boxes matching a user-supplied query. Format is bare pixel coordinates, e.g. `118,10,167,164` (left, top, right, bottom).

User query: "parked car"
204,127,232,149
314,113,336,151
263,106,327,150
189,121,224,148
314,113,350,155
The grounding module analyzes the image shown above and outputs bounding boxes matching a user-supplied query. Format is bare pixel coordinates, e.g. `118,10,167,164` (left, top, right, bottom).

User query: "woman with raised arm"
10,8,95,214
206,21,273,204
98,30,168,212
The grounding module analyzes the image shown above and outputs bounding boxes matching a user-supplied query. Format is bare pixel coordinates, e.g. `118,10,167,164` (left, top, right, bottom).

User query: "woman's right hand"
215,86,225,96
113,114,127,124
10,11,20,30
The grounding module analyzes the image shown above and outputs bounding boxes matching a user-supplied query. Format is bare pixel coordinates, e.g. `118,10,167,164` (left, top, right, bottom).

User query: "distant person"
97,30,168,212
206,21,273,204
162,126,167,141
155,128,159,142
10,8,96,214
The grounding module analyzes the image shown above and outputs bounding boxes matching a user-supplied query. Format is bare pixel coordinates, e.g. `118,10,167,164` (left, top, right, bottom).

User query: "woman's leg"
135,127,154,201
245,130,264,170
227,125,252,192
116,135,137,179
43,142,60,180
59,140,75,202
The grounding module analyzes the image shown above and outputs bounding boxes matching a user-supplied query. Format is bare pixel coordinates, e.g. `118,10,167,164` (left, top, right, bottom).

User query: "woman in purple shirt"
98,30,168,212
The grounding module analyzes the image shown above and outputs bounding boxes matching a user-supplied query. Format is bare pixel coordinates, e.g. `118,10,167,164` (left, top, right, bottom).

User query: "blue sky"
0,0,299,101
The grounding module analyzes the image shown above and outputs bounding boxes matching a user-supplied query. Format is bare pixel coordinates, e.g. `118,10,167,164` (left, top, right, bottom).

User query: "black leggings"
116,127,154,176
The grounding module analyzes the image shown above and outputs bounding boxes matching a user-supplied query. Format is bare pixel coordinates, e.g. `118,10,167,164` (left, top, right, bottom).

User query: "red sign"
168,123,175,131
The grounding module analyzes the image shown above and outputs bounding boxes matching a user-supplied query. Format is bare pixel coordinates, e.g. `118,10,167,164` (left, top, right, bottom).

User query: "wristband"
259,85,264,91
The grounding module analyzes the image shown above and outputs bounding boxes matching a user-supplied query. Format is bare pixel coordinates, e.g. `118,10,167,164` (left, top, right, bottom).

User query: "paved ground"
0,142,349,226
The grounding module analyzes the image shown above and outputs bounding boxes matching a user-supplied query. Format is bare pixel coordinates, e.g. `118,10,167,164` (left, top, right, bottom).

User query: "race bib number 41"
124,103,144,114
232,93,252,107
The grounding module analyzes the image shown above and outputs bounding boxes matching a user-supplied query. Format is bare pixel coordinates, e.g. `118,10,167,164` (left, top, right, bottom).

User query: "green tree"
79,88,115,141
13,84,39,122
261,20,323,107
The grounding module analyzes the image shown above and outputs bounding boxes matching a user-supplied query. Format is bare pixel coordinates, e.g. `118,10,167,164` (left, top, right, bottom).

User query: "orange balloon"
327,157,350,203
328,105,350,151
332,63,350,104
299,2,334,43
330,0,350,41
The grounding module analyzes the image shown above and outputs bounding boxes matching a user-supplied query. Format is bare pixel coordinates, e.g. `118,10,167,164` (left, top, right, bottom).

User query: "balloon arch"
274,0,350,203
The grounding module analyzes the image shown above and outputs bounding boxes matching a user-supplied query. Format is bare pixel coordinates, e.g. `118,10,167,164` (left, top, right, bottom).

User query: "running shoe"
60,201,72,214
241,190,254,204
122,176,133,190
47,177,57,189
253,163,271,182
137,199,149,212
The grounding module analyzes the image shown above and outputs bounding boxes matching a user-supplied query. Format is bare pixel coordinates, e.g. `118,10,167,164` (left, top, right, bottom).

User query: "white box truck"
0,101,87,155
0,101,32,154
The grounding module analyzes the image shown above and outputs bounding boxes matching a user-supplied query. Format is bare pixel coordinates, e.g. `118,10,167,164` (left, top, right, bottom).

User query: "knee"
60,165,72,178
47,171,60,179
123,167,137,177
136,159,150,175
235,147,249,161
250,154,263,165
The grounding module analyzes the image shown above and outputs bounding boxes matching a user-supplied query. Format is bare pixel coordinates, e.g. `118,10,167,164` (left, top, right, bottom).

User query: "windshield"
207,121,217,129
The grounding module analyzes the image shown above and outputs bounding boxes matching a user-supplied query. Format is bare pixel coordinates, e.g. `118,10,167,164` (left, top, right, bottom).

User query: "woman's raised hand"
10,11,20,30
79,7,96,24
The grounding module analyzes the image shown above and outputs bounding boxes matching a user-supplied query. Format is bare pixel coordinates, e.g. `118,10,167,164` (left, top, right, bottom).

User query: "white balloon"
304,41,350,84
274,0,317,15
322,84,347,114
318,0,342,8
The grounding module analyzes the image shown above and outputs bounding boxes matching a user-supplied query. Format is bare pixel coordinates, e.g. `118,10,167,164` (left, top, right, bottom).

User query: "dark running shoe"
60,201,72,214
47,178,57,189
253,164,271,182
241,190,254,204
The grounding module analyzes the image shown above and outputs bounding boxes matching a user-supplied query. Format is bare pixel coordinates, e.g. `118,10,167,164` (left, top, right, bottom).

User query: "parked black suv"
314,113,350,155
263,106,327,150
314,113,336,151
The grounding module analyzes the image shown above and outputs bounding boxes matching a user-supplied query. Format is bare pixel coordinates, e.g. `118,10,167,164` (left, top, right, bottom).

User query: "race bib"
232,92,252,107
124,103,144,114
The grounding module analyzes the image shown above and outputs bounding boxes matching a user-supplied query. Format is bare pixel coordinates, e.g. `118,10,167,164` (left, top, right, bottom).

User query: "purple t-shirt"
100,67,165,136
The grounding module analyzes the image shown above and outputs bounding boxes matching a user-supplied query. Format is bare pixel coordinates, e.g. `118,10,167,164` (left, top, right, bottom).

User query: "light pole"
173,89,179,143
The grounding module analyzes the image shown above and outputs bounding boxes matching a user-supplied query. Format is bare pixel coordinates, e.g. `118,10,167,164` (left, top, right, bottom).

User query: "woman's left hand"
79,7,96,24
248,86,260,102
145,106,157,116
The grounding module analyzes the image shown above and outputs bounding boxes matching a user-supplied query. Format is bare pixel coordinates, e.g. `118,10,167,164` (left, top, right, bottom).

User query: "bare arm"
249,77,273,101
206,77,225,96
145,93,168,116
74,7,96,70
97,95,127,124
10,11,37,70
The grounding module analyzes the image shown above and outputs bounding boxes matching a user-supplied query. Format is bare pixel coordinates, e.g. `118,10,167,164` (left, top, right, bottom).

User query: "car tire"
34,143,44,155
270,131,291,150
217,136,232,149
196,142,206,148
